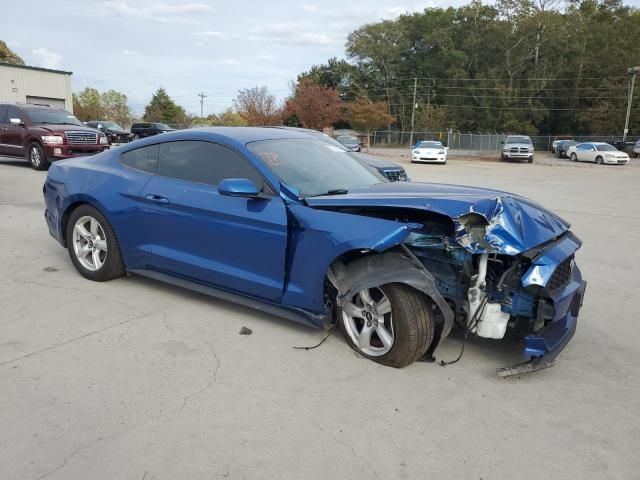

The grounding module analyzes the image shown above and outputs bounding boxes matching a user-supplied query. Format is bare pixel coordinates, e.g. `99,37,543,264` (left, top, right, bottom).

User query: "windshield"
101,121,123,130
248,139,383,197
505,136,532,144
154,123,172,130
595,144,617,152
416,141,443,149
25,109,82,126
337,136,358,145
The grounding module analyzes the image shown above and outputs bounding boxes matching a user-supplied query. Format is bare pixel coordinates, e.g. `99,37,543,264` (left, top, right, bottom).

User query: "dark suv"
86,121,132,145
130,122,176,140
0,103,109,170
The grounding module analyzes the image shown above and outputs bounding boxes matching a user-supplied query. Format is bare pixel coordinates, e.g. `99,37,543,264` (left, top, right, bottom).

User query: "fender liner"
329,248,454,357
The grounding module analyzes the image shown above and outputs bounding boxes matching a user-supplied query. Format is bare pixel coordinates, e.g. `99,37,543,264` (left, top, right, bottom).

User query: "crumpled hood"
304,181,570,255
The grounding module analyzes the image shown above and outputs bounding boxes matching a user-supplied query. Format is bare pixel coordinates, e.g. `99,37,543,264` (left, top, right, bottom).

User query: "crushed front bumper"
499,235,586,377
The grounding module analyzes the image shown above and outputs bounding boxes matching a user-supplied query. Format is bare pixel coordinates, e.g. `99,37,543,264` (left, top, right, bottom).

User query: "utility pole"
623,66,640,142
409,78,418,148
198,92,207,118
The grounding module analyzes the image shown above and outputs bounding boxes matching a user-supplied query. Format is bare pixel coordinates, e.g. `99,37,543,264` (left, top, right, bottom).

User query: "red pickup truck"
0,103,109,170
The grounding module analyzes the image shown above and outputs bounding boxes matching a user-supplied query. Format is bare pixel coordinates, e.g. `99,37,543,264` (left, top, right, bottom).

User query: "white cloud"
31,48,63,69
302,5,319,12
194,31,226,39
249,22,336,47
219,59,238,65
104,1,213,23
122,49,138,55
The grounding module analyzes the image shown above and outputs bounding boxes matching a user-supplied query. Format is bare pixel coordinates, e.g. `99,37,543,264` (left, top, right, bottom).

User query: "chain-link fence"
371,130,640,151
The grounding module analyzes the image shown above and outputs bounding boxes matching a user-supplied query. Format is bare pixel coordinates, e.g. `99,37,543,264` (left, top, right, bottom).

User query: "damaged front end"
405,196,586,376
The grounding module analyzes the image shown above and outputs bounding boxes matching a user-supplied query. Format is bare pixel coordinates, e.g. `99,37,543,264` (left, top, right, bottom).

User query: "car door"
141,139,288,302
1,106,26,157
582,143,597,162
0,105,8,155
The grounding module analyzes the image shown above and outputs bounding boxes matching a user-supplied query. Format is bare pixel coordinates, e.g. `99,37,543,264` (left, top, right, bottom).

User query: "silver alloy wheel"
72,216,108,271
342,287,394,356
30,145,41,167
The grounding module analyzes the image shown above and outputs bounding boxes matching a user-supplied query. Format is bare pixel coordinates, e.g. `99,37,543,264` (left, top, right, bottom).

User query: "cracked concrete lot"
1,155,639,480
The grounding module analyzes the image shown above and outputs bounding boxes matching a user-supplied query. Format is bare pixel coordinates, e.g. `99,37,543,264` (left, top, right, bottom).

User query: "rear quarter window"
121,144,159,173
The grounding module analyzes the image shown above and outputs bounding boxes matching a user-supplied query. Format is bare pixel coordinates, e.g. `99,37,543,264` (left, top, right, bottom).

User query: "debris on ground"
239,326,252,335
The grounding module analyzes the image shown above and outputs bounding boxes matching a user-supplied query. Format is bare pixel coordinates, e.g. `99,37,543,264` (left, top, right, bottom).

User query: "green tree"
0,40,24,65
101,90,132,127
215,108,248,126
73,87,103,121
143,88,188,125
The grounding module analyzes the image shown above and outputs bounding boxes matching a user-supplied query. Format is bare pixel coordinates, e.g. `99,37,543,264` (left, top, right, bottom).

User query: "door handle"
145,194,169,204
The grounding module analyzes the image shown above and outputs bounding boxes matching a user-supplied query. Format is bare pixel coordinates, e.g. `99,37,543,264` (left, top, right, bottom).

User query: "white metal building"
0,62,73,112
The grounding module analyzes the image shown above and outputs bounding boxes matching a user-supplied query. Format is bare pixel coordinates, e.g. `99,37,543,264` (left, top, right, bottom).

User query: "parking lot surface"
1,154,639,480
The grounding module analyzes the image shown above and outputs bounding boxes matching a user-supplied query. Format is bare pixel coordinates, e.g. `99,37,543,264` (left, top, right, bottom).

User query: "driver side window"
158,140,266,190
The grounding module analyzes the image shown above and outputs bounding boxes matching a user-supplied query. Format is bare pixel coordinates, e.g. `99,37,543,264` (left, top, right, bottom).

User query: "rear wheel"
65,205,125,282
27,142,49,171
339,283,434,368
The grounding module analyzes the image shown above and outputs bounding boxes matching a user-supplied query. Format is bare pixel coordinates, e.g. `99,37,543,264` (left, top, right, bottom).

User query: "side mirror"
218,178,266,199
500,141,504,145
9,118,23,126
444,146,449,151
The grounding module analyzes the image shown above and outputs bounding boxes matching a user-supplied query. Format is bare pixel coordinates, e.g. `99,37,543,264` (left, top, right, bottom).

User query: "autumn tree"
233,86,281,126
0,40,24,65
144,88,188,125
283,79,343,129
344,98,395,145
415,105,449,131
216,108,249,126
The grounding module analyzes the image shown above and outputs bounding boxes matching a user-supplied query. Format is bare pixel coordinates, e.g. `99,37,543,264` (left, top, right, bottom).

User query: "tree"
144,88,188,125
283,79,343,129
415,105,449,131
101,90,132,127
0,40,24,65
344,98,395,144
232,86,281,126
216,108,248,126
72,87,133,126
73,88,103,120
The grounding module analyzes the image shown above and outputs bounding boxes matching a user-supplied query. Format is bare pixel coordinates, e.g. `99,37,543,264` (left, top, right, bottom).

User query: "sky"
2,0,639,116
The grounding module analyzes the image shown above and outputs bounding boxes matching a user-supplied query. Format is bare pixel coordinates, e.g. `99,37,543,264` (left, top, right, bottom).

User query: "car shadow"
0,157,30,168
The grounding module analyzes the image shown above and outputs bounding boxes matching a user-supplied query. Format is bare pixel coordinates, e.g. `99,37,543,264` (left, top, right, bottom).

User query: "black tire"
500,154,506,162
595,156,603,165
65,204,125,282
27,142,49,171
570,152,578,162
339,283,434,368
528,157,533,163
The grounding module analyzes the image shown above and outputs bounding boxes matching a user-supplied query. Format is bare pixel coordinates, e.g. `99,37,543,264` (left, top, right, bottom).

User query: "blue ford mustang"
43,127,586,375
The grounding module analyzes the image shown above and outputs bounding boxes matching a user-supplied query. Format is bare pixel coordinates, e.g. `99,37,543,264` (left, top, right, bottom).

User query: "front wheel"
528,157,533,163
570,153,578,162
595,156,603,165
65,205,125,281
27,142,49,171
339,283,434,368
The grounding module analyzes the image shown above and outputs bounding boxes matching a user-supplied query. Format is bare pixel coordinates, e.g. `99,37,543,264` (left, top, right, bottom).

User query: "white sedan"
411,141,448,164
567,142,630,165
